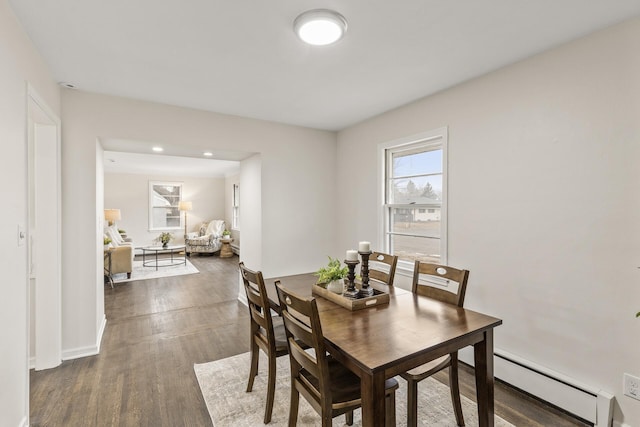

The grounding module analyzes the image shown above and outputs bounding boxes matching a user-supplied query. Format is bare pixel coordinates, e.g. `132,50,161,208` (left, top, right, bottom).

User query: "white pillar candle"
346,250,358,261
358,241,371,252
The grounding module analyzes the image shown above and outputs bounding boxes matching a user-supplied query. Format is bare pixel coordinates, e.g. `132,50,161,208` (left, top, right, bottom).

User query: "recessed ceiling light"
152,147,163,152
203,152,213,157
58,82,76,89
294,9,347,46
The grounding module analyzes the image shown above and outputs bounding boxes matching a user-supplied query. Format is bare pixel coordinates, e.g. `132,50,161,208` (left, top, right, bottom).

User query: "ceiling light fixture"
294,9,347,46
152,147,163,152
203,152,213,157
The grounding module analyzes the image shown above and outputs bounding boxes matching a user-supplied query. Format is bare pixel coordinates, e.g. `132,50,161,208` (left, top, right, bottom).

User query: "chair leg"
406,378,418,427
246,342,259,392
345,410,354,425
264,354,276,423
449,355,465,427
385,390,397,427
288,383,299,427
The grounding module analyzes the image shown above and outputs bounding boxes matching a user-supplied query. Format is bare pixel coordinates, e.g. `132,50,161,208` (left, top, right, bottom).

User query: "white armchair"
185,220,225,256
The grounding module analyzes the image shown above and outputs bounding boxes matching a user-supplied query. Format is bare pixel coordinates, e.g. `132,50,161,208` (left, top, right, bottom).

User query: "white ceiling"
9,0,640,131
104,151,240,178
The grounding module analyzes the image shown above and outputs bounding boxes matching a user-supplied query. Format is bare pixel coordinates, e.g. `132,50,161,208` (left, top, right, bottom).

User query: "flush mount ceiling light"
152,146,163,152
294,9,347,46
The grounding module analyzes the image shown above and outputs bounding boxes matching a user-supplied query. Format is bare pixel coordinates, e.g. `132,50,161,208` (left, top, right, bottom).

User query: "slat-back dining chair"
275,281,399,427
367,251,398,286
239,262,289,424
400,261,470,427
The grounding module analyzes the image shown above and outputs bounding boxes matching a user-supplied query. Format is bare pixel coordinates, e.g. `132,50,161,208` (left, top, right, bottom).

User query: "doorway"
27,86,62,370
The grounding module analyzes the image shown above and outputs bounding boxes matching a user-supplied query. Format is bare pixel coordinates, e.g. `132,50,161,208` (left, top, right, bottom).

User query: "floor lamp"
178,201,192,238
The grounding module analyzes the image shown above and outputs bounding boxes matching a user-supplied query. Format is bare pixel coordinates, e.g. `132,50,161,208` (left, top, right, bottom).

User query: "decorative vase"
327,279,344,294
104,245,110,251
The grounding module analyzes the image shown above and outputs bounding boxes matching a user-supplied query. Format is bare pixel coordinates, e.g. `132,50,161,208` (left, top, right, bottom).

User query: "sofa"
185,220,225,256
104,225,134,278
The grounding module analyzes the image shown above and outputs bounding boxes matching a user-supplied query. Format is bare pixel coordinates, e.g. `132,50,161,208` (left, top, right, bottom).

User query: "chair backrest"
411,261,469,307
367,251,398,286
275,281,332,411
240,262,278,351
205,219,225,237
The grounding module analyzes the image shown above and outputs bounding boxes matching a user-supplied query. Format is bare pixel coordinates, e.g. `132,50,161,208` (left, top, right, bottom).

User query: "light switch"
18,224,26,246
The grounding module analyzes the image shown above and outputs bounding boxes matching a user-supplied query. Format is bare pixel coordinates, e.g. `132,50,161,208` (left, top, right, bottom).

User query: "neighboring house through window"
149,181,183,231
380,127,447,268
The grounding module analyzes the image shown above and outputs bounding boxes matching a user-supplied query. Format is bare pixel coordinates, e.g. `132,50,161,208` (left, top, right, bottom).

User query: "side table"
220,238,234,258
104,248,114,289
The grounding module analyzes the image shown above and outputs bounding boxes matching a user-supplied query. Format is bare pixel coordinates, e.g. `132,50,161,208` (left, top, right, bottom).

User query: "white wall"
337,17,640,427
0,2,60,426
104,173,226,247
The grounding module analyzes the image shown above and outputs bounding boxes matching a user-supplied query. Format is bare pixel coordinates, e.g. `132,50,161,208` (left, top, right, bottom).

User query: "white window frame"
378,127,448,273
232,183,240,230
148,181,183,231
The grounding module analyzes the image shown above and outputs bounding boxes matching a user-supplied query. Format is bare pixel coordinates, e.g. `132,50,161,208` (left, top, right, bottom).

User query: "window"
149,181,183,231
232,183,240,230
381,128,447,266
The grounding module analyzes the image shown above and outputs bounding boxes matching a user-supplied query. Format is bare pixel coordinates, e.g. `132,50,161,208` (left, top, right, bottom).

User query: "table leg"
474,329,495,427
361,371,386,427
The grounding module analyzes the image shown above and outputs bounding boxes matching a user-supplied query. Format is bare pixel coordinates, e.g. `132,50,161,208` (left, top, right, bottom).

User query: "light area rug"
194,351,514,427
111,259,199,284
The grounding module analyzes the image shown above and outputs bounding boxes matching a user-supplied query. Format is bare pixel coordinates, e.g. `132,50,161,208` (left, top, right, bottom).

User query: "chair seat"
401,355,451,381
186,235,212,245
301,358,399,405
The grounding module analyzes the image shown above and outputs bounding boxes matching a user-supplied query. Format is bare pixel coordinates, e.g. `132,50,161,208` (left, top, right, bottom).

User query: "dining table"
264,272,503,427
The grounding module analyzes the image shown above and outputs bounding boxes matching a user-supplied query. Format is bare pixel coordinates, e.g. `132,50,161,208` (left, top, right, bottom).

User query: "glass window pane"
390,234,441,264
392,148,442,177
389,175,442,204
390,208,441,238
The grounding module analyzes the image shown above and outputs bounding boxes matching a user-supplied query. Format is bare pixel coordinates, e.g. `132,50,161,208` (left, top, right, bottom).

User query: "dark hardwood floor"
30,254,589,426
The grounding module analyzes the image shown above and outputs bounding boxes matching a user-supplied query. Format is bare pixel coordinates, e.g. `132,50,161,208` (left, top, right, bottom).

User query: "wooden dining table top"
264,273,503,376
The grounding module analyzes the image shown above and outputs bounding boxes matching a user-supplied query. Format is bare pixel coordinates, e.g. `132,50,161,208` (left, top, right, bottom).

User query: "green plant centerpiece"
222,229,231,239
158,232,173,248
315,257,348,294
103,236,112,249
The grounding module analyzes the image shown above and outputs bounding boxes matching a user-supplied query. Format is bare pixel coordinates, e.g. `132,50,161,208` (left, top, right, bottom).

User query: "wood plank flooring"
30,255,589,426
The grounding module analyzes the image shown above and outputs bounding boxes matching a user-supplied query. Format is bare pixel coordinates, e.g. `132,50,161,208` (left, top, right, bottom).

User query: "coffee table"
141,245,187,270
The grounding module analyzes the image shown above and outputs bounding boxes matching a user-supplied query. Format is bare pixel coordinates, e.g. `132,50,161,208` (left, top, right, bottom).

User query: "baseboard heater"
459,347,613,426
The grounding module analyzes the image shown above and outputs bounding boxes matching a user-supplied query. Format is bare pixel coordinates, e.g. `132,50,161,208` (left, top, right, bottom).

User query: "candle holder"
343,259,360,299
359,250,373,297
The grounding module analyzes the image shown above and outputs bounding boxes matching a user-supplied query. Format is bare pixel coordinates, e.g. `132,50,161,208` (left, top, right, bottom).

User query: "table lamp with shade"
178,201,192,238
104,209,121,227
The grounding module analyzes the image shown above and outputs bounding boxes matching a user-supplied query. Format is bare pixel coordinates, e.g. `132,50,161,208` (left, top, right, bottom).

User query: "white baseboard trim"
18,415,28,427
459,347,614,427
613,423,633,427
61,315,107,361
29,356,35,370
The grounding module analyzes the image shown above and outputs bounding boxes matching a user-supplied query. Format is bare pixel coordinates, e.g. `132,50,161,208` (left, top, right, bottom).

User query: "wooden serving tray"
312,283,390,311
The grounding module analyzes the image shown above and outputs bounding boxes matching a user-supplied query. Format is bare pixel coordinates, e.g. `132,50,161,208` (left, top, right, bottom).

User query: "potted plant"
315,257,348,294
222,229,231,240
158,232,173,248
103,236,112,250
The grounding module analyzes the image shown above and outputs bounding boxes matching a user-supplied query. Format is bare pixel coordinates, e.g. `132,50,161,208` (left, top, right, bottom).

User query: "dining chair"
367,251,398,286
276,281,399,427
239,262,289,424
400,261,469,427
